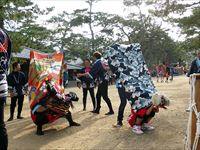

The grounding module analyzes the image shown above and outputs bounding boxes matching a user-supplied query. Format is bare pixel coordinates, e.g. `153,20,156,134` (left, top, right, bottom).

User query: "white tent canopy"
12,47,31,59
67,64,82,70
65,57,83,70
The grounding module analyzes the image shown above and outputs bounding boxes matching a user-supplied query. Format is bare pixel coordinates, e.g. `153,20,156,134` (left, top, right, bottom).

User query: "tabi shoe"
7,117,13,122
17,116,24,119
105,111,114,115
36,130,44,136
36,126,44,136
70,122,81,127
113,121,123,128
132,125,144,135
91,110,99,114
141,123,155,131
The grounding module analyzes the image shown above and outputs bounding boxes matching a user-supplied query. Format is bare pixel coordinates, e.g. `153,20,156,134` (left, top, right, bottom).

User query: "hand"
77,73,82,78
96,80,99,87
10,92,15,97
153,105,159,112
11,92,18,97
77,83,81,89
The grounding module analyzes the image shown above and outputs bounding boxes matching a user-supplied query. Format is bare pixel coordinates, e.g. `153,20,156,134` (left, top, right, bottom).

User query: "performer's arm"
77,62,100,79
87,61,101,79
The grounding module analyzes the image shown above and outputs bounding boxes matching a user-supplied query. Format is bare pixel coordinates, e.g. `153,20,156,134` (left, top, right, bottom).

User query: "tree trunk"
0,19,4,29
88,0,95,52
0,4,4,29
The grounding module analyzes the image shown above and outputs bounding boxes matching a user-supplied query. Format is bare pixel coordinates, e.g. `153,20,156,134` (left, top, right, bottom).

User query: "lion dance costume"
106,43,169,134
28,50,80,135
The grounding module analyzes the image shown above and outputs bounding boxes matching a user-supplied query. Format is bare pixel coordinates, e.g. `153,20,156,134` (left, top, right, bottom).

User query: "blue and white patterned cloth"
105,43,156,111
0,29,11,98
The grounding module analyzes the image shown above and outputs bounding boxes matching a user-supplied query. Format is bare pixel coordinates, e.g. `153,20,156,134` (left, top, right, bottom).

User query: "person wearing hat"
0,28,12,150
128,93,170,135
77,51,114,115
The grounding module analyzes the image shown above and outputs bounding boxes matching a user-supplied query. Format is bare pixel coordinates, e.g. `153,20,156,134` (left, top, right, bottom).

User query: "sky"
31,0,188,41
32,0,127,16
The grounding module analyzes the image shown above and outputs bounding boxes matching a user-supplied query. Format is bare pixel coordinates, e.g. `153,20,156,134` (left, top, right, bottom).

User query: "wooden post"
191,74,200,149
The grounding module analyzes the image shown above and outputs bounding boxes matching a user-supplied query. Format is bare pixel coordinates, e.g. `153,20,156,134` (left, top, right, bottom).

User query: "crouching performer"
128,93,169,134
31,80,80,135
28,50,80,136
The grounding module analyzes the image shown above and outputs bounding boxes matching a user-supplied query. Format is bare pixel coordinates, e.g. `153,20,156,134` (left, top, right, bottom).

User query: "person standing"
187,50,200,77
186,50,200,112
170,66,174,81
107,60,131,127
77,51,114,115
113,83,131,127
0,28,11,150
7,62,26,121
77,59,96,111
165,64,170,83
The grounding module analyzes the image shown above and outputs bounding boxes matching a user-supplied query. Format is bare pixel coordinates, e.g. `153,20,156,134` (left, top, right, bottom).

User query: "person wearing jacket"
7,62,27,121
0,28,11,150
77,59,96,111
187,50,200,77
77,51,114,115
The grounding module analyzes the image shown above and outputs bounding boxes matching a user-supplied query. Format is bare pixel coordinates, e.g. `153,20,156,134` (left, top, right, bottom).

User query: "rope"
185,75,200,150
185,76,195,150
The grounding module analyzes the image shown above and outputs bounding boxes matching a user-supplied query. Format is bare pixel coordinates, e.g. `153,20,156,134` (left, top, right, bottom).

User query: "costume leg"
8,96,17,120
65,111,80,126
89,88,96,110
101,81,114,114
143,111,155,124
35,112,49,135
82,88,88,110
141,111,156,131
17,95,24,118
95,85,102,113
117,87,127,124
0,97,8,150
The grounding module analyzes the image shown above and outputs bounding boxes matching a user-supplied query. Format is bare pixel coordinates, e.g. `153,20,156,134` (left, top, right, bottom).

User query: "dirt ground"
4,75,189,150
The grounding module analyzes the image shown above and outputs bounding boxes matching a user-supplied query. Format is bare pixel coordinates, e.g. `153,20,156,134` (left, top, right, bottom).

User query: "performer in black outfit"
77,52,114,115
31,80,80,135
7,62,27,121
77,59,96,111
0,28,11,150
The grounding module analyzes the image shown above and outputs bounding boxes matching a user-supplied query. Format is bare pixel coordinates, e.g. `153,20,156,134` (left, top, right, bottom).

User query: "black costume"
7,71,26,120
88,59,114,114
31,81,80,135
